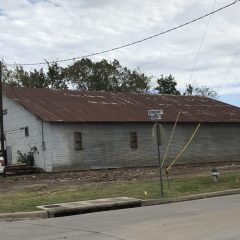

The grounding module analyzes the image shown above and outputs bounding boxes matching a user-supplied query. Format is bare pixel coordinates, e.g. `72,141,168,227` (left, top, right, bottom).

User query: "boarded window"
74,132,83,150
3,109,7,115
25,127,29,137
130,132,138,149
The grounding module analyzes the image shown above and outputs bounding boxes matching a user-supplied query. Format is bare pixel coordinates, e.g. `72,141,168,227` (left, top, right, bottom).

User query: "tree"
66,58,150,92
155,74,180,95
184,84,194,96
3,61,216,98
47,62,68,89
3,58,150,92
14,66,48,88
183,84,217,99
194,86,218,99
1,64,19,86
66,58,94,91
2,63,68,89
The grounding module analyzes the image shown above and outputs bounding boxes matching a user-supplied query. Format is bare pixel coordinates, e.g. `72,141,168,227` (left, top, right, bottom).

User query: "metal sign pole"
148,109,164,197
0,61,5,163
155,120,164,197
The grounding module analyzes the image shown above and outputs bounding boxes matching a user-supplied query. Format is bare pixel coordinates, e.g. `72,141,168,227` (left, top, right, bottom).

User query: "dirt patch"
0,162,240,193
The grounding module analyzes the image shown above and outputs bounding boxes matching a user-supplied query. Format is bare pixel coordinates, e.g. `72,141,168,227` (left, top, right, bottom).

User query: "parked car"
0,156,6,174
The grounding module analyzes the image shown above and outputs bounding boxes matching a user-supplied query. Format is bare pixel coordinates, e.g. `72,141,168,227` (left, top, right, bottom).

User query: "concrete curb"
141,188,240,206
0,211,48,221
47,199,141,218
0,189,239,221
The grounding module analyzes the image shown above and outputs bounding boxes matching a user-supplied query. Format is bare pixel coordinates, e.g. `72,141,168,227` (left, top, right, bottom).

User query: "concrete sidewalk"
0,189,240,221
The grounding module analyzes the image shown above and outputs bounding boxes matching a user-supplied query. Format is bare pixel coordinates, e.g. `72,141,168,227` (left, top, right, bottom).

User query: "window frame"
130,132,138,149
25,127,29,137
74,132,83,150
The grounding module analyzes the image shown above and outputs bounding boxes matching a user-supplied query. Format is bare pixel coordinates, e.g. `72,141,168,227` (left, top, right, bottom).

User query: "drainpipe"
41,120,46,171
41,121,46,151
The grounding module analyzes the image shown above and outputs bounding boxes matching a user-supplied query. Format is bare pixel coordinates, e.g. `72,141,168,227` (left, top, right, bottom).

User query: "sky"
0,0,240,106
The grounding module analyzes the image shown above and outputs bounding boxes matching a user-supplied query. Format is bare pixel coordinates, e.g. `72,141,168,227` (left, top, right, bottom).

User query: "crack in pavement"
16,221,127,240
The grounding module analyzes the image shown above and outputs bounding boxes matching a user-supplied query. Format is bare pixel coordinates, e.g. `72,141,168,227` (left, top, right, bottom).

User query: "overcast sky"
0,0,240,106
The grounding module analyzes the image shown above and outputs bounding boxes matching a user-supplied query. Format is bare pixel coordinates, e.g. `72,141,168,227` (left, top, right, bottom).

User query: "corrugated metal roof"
3,87,240,123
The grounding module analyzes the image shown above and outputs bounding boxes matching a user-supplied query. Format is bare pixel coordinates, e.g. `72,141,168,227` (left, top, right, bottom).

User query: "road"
1,194,240,240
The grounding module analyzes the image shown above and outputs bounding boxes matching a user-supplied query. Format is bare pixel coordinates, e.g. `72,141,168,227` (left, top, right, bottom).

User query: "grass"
0,172,240,213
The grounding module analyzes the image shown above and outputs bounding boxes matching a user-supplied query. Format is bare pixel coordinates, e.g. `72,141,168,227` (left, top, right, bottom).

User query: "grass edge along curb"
0,188,240,221
141,188,240,206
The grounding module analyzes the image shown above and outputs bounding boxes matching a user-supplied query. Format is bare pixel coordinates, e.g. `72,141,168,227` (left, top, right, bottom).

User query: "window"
130,132,138,149
74,132,83,150
25,127,29,137
3,109,7,115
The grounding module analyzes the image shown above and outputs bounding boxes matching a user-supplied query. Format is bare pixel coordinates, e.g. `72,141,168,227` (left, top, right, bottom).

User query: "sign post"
0,61,6,165
148,109,164,197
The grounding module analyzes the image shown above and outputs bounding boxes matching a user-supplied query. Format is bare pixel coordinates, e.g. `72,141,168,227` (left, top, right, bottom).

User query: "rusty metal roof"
3,87,240,123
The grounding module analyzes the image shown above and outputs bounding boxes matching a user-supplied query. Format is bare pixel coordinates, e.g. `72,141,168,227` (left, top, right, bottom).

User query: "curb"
47,199,142,218
0,189,239,221
141,188,240,206
0,211,48,221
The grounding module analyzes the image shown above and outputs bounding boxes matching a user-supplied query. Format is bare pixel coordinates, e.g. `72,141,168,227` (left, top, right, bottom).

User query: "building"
3,87,240,172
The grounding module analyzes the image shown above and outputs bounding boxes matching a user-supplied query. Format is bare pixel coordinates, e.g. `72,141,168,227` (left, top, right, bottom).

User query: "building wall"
49,122,240,171
162,123,240,165
3,96,53,171
3,96,240,172
50,122,158,171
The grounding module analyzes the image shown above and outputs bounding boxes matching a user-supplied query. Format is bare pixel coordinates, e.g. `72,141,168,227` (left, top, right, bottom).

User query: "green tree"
3,59,150,92
47,62,68,89
194,86,217,98
155,74,180,95
66,58,150,92
14,66,48,88
2,64,19,86
65,58,93,90
183,84,217,99
3,63,67,89
184,84,194,96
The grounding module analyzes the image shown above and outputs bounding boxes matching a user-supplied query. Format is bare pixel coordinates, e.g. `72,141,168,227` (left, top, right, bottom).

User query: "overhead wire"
222,41,240,85
188,0,217,83
5,0,239,67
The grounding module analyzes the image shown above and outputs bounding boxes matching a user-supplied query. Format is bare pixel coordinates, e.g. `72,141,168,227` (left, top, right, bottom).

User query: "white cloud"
0,0,240,105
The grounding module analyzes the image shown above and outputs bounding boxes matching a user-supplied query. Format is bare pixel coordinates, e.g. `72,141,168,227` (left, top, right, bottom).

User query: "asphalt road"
1,194,240,240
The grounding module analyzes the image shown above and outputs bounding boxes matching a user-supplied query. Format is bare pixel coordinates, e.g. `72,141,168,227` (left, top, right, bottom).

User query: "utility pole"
0,60,6,163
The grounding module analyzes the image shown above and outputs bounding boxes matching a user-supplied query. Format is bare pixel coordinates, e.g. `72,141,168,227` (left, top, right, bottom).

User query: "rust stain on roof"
3,87,240,123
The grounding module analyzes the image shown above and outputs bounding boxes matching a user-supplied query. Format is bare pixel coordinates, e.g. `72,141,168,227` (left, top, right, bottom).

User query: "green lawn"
0,173,240,213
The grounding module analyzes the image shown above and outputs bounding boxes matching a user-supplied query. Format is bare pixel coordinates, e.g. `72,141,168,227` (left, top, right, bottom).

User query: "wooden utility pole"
0,60,6,163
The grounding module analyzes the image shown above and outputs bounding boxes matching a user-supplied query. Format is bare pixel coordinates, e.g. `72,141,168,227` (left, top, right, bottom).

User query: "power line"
6,0,239,67
188,0,217,83
223,41,240,84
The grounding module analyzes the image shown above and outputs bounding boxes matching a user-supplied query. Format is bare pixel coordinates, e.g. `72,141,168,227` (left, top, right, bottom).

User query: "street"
1,194,240,240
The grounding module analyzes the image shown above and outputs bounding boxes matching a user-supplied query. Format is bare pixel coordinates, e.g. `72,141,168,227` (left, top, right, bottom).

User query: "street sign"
148,109,163,116
148,109,163,120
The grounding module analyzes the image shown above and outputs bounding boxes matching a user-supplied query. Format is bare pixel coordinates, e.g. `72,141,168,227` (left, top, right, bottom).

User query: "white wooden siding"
49,122,240,171
3,95,240,172
3,96,52,171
